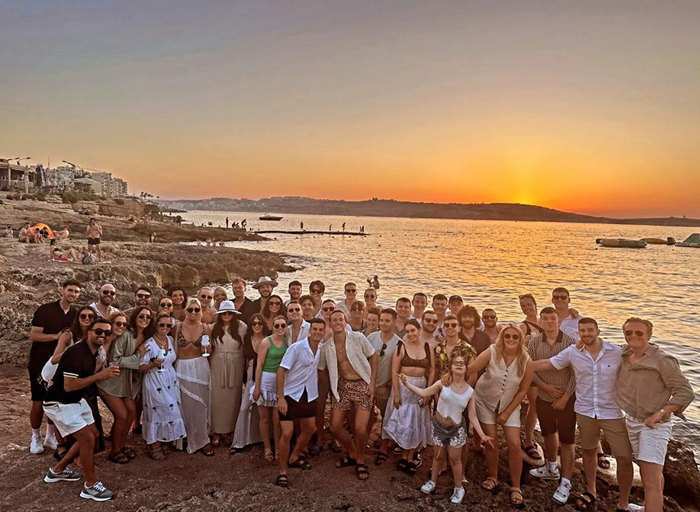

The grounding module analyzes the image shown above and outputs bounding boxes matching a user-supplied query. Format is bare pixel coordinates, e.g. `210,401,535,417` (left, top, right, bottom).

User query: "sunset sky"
1,1,698,217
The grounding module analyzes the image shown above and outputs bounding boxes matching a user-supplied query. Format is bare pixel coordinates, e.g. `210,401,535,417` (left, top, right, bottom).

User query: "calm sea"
181,209,699,448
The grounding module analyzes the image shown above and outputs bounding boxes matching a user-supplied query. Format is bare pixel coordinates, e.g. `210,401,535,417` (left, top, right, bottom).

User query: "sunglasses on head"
186,307,201,313
138,314,152,320
79,313,95,320
92,328,112,336
102,290,116,296
157,322,171,328
136,293,151,299
114,321,128,328
273,323,287,329
503,333,520,340
624,329,645,337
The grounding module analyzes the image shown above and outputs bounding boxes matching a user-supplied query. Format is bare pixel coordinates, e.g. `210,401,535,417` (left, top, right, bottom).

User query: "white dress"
231,359,262,449
140,337,186,445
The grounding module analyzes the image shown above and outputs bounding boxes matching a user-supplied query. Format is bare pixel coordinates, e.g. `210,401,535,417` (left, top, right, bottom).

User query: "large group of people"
27,276,693,510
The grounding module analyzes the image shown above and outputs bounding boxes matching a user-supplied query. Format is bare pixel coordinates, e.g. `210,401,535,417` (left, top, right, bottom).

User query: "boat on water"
596,238,647,248
259,214,283,221
676,233,700,248
642,237,676,245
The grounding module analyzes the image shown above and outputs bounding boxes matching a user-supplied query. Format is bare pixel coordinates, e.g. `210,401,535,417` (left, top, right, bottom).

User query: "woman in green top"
252,315,288,463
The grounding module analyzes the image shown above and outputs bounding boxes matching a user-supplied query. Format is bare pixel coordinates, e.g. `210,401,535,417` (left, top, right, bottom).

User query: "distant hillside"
159,197,700,227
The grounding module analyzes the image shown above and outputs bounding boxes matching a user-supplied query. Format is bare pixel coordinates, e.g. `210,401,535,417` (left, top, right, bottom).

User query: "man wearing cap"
252,276,277,315
89,284,119,320
448,295,464,316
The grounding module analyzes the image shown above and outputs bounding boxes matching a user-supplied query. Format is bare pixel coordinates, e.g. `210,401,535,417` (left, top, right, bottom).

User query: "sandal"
523,443,543,461
229,447,240,455
275,473,289,488
575,491,596,511
148,445,165,460
307,443,322,457
397,458,409,471
481,477,499,494
597,453,611,469
210,435,222,447
335,456,357,468
108,452,129,464
405,461,419,476
121,446,136,459
264,449,274,463
356,463,369,480
201,444,215,456
288,457,312,470
374,452,389,466
510,487,525,509
328,441,342,453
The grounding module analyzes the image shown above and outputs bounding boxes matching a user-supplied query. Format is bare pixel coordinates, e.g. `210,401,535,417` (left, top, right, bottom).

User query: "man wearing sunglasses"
552,287,581,341
614,318,693,512
527,307,577,504
308,280,326,318
286,300,310,344
42,318,120,501
28,279,81,455
124,286,153,318
335,282,358,320
89,284,119,320
419,310,442,349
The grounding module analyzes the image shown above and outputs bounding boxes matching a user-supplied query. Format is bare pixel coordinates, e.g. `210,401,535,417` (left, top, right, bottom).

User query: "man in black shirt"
43,318,119,501
28,279,81,455
231,277,257,324
251,275,277,313
457,305,492,355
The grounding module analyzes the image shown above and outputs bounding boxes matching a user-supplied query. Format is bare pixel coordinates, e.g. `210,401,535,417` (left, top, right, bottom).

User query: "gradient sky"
1,0,698,217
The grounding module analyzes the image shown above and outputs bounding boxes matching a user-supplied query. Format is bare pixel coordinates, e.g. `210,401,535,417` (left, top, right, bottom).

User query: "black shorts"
87,237,100,245
29,370,48,402
279,391,317,422
535,395,576,445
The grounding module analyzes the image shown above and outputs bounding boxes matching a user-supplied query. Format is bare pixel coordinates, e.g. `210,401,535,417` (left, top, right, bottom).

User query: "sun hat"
215,300,241,315
252,276,278,289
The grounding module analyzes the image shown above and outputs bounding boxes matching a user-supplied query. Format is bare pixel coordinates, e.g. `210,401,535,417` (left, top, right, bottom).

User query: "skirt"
231,377,262,449
382,376,431,450
176,357,211,453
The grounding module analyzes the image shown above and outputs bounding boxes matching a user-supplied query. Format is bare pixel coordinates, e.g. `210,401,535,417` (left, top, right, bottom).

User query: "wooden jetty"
253,230,369,236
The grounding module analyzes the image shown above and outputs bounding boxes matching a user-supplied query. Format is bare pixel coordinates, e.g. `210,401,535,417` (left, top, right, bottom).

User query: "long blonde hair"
494,322,528,377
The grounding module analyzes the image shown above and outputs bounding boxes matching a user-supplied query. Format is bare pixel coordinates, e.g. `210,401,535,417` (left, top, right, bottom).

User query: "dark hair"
432,293,448,303
380,307,397,320
329,309,347,321
578,317,598,328
243,313,270,360
129,306,155,339
309,280,325,293
519,293,537,306
135,285,153,295
449,295,463,304
308,317,326,328
168,286,188,302
322,298,336,306
89,316,110,331
69,306,96,342
412,292,427,301
211,312,243,347
299,294,314,305
262,294,287,320
444,314,458,323
396,297,411,306
288,280,302,288
366,307,381,319
540,306,557,316
405,319,421,331
421,309,437,320
552,287,570,297
457,305,480,325
62,279,81,289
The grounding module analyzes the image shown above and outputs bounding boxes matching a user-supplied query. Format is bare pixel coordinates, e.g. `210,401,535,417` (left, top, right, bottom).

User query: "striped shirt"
527,330,576,402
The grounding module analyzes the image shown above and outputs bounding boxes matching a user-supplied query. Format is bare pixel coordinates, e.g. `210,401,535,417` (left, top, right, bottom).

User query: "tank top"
399,342,431,369
436,384,473,425
475,345,523,414
262,336,288,373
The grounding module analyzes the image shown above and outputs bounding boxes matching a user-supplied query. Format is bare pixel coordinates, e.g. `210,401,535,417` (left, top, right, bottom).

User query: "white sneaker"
529,464,560,480
30,435,45,455
621,505,645,512
80,481,114,501
44,433,58,451
553,480,571,504
420,480,436,494
450,486,465,504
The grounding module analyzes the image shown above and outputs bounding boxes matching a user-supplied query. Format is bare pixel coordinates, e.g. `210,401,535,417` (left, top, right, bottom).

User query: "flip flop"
275,474,289,488
597,453,611,469
335,456,356,468
374,452,389,466
574,491,596,511
356,463,369,480
288,457,312,470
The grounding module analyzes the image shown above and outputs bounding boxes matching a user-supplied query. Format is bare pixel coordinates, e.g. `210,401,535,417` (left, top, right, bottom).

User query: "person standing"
286,300,310,343
527,307,577,503
481,308,502,343
552,287,580,340
533,317,640,510
336,282,358,319
419,310,442,349
42,318,119,501
299,295,317,323
308,280,325,318
252,276,278,315
124,286,153,318
231,277,257,324
410,292,428,323
86,218,103,261
168,286,188,321
457,305,492,355
28,279,81,454
274,318,326,487
615,317,694,512
284,280,303,307
395,297,412,335
197,287,217,324
89,284,119,319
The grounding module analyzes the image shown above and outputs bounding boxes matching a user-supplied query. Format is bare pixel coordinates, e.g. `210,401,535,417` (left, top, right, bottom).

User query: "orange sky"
2,1,698,217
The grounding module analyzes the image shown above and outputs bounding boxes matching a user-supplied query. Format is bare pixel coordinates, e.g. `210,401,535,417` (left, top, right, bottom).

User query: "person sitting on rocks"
55,226,70,241
4,225,13,237
19,222,41,243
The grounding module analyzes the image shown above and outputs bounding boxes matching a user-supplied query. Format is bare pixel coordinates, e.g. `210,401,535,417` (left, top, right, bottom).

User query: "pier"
253,230,369,236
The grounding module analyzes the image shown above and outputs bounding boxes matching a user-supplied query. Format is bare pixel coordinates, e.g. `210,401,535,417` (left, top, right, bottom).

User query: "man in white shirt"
335,282,358,319
89,284,119,319
533,318,639,511
275,318,326,487
319,310,378,480
286,300,310,344
552,287,580,340
410,292,428,324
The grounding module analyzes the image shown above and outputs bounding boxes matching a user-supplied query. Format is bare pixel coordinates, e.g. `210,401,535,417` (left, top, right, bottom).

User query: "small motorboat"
259,214,283,221
596,238,647,248
642,237,676,245
676,233,700,248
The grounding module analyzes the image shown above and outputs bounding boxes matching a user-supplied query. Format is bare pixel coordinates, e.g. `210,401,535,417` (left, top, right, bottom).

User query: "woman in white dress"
139,313,186,460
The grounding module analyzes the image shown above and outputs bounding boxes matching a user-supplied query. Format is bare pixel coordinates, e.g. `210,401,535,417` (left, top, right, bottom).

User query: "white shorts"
625,416,672,465
475,398,521,428
43,398,95,437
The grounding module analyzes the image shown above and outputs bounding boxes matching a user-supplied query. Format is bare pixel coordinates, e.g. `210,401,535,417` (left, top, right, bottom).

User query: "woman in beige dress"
209,301,246,447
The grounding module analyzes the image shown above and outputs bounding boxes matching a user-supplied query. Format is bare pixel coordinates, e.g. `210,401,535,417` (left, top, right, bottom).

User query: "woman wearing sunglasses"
129,305,156,438
230,314,268,453
158,297,180,331
139,313,186,460
98,311,143,464
209,301,245,448
468,323,534,509
173,298,214,456
252,315,288,462
261,295,287,331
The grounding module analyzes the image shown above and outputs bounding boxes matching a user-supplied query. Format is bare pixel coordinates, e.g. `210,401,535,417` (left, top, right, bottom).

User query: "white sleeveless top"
475,345,523,414
436,384,474,424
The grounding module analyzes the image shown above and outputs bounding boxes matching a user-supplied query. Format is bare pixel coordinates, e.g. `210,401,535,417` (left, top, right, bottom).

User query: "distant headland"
159,196,700,228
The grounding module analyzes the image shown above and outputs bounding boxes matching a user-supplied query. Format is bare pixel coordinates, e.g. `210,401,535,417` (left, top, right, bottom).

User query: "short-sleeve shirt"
367,331,401,387
434,339,477,379
29,301,76,373
319,331,376,401
44,341,97,404
459,329,492,355
279,337,322,401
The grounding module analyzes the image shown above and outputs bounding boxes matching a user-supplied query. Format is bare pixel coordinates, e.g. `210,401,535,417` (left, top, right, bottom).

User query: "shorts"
87,237,100,245
536,396,576,444
43,398,95,437
431,417,468,447
29,370,48,402
475,397,521,428
625,416,672,465
279,390,317,421
576,414,632,458
331,378,372,412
